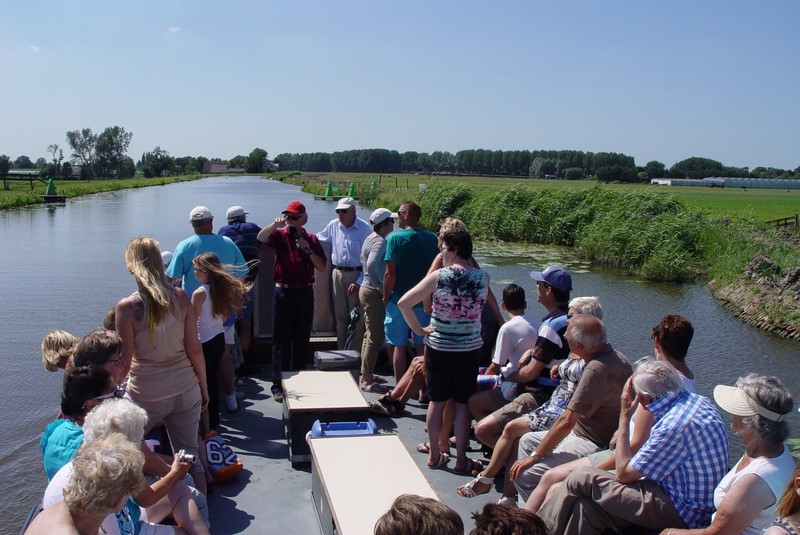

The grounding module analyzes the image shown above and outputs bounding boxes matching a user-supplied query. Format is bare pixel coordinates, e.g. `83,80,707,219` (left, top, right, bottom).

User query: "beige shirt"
127,291,198,401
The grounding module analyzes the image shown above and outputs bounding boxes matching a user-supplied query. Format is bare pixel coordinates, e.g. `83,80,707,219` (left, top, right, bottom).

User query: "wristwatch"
530,451,543,462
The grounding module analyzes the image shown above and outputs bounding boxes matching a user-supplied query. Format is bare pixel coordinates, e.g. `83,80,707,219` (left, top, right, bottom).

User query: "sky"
2,1,799,170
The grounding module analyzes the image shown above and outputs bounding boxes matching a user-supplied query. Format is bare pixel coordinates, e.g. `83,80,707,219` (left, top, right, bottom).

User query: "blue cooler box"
308,419,378,439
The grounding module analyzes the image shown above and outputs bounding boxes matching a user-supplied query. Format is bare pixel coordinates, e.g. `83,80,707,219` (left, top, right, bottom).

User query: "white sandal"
497,495,517,506
456,472,493,498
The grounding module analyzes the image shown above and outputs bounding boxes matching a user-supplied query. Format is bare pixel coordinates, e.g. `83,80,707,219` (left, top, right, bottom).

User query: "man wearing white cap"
218,206,262,350
354,208,396,390
316,197,371,350
166,206,246,296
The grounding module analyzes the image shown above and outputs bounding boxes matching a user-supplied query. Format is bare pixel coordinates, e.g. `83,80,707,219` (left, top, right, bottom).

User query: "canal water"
1,175,798,530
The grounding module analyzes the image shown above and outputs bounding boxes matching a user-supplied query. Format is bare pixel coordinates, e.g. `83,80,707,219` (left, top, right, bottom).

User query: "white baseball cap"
189,206,213,221
370,208,397,225
226,206,248,219
336,197,356,211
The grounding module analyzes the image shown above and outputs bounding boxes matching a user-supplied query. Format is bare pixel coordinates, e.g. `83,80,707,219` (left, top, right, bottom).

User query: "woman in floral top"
398,229,488,473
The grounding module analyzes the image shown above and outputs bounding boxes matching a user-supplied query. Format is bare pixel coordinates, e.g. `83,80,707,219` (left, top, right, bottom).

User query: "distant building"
202,162,228,174
651,177,800,190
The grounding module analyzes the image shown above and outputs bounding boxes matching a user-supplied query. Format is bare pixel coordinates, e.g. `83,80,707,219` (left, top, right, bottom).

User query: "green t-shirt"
385,227,439,305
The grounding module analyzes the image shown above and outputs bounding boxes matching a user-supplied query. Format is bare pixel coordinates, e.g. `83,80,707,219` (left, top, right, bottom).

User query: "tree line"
4,133,800,182
0,125,271,180
274,149,800,182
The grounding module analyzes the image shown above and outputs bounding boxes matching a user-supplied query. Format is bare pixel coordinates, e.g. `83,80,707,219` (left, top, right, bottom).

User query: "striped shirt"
630,390,729,529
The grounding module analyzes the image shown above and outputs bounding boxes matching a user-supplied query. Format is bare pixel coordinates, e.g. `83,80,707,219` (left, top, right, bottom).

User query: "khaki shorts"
490,392,540,428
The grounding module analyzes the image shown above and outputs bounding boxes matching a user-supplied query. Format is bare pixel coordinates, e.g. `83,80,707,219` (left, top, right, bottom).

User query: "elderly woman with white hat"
661,373,794,535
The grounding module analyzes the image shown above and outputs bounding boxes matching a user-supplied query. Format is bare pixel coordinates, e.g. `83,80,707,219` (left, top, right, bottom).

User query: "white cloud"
29,45,41,53
168,27,182,34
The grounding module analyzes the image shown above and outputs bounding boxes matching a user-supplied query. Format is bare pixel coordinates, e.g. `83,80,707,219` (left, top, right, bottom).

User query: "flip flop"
427,452,450,470
373,375,388,384
417,441,451,455
454,458,484,476
362,381,391,393
456,472,493,498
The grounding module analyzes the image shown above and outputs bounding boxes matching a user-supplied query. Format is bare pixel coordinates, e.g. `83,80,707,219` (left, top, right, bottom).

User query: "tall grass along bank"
364,182,799,339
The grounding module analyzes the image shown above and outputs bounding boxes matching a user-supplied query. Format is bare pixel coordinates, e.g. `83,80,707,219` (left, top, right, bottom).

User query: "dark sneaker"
369,399,395,417
271,384,284,403
390,398,406,414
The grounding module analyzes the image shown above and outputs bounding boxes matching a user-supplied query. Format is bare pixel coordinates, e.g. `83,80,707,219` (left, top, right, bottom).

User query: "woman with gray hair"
43,398,210,535
26,433,145,535
660,373,794,535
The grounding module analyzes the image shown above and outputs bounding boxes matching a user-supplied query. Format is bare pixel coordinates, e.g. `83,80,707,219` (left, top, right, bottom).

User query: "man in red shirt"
257,201,326,401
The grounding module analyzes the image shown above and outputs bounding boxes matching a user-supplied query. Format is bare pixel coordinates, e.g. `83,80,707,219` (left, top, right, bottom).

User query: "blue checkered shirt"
630,390,729,529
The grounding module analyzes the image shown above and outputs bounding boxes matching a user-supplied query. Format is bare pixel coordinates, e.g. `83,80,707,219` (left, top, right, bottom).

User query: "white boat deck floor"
206,369,500,534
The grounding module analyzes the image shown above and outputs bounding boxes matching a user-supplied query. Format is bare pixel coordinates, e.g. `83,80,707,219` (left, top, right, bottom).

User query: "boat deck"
206,367,499,534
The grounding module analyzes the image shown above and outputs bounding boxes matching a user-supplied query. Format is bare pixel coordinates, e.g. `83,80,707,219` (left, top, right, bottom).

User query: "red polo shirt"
267,227,326,286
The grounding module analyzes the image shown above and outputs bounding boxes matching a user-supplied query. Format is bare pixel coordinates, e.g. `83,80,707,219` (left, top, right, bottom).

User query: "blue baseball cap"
530,266,572,293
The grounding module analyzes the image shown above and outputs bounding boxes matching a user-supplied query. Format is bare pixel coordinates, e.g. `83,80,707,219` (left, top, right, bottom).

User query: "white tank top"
197,284,223,343
712,445,796,535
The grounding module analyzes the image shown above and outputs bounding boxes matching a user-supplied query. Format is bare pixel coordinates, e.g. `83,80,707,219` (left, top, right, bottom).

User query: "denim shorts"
384,301,430,347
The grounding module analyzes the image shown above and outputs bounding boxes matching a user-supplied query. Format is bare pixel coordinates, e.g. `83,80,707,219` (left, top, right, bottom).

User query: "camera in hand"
177,449,197,464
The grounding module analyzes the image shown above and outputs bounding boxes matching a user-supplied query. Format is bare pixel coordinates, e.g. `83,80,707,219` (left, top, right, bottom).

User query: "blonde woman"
40,329,77,372
764,461,800,534
116,237,208,494
191,252,248,433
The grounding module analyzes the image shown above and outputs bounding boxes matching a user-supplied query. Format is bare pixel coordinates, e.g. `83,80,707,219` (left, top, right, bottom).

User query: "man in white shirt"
316,197,372,350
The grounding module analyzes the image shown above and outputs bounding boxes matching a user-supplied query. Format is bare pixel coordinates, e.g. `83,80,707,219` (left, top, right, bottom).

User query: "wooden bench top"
309,434,439,535
282,370,368,412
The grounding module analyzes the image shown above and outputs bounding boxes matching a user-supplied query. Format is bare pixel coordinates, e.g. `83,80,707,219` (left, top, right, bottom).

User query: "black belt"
332,265,362,272
275,282,313,289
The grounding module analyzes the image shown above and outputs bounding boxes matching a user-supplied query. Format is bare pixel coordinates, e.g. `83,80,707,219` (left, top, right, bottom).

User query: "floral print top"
426,266,488,352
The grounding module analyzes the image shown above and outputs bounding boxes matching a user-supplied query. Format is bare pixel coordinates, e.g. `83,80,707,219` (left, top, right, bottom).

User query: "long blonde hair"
125,237,174,326
193,252,248,319
776,460,800,518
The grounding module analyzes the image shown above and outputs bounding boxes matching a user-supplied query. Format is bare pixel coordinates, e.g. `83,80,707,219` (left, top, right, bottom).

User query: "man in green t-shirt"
382,200,439,382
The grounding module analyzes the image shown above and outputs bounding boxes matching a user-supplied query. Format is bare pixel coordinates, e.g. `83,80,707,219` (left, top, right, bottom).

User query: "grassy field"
289,172,799,223
0,174,207,210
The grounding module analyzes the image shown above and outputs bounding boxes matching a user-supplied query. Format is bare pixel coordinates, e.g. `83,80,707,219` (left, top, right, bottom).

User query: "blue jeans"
272,286,314,384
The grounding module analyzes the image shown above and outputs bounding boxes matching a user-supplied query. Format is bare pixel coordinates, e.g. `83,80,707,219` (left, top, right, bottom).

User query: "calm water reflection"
1,176,797,529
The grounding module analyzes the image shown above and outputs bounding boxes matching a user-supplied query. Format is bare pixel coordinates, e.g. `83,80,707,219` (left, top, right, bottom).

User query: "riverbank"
286,173,800,340
0,173,210,209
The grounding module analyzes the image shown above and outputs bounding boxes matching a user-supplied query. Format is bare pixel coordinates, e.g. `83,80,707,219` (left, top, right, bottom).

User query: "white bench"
309,434,439,535
282,370,369,463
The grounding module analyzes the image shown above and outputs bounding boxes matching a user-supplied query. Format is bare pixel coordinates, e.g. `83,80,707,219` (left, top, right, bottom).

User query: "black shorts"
424,346,480,404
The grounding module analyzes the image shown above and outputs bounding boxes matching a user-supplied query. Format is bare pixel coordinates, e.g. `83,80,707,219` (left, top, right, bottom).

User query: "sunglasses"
287,214,304,221
335,209,349,214
107,351,125,366
82,385,122,409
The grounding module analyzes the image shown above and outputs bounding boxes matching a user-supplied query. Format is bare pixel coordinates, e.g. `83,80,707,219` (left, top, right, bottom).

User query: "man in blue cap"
475,265,573,449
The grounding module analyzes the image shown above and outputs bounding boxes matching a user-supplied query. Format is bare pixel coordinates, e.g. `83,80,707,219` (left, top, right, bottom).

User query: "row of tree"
1,124,272,180
275,149,800,182
5,134,800,182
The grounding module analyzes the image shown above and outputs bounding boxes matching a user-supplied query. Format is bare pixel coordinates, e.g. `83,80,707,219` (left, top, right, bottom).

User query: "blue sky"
2,1,798,170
